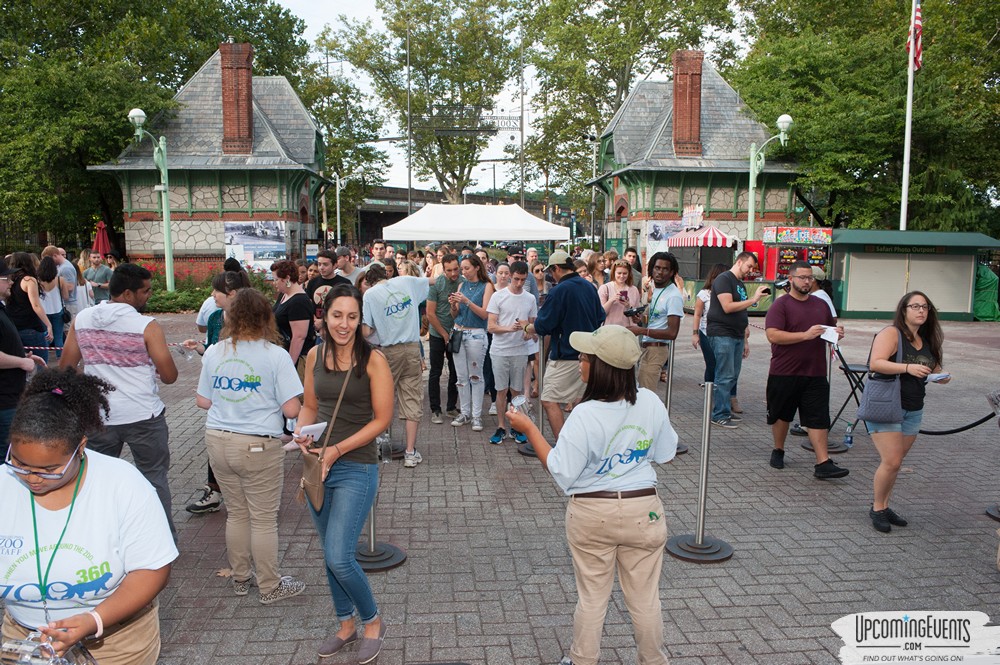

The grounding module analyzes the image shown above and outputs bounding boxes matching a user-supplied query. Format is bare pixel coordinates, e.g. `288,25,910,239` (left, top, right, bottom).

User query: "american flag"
907,0,923,70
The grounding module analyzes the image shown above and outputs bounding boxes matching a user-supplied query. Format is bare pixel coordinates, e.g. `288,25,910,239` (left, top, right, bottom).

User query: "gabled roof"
93,50,321,172
601,63,796,174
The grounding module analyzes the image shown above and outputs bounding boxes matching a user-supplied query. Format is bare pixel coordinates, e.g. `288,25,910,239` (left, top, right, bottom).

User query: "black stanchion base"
986,504,1000,522
666,534,733,563
516,442,538,457
356,541,407,572
676,443,688,455
800,440,849,455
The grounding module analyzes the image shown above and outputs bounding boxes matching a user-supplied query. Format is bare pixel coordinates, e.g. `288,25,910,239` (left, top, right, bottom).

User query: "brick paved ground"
10,314,1000,664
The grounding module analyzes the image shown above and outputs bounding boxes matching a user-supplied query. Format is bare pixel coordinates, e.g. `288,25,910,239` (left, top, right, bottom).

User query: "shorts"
541,359,586,404
380,342,423,421
490,353,528,391
866,409,923,436
766,375,830,429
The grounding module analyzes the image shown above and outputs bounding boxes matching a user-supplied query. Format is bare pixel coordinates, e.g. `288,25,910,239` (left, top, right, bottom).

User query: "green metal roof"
832,229,1000,248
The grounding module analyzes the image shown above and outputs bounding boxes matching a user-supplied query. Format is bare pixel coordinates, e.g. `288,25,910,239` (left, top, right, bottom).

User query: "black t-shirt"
306,275,351,318
0,304,27,409
273,292,316,353
873,331,936,412
706,270,748,338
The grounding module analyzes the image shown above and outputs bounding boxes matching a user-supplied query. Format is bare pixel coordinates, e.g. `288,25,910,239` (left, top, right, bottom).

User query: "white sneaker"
451,414,470,427
403,451,423,468
472,418,484,432
488,402,497,415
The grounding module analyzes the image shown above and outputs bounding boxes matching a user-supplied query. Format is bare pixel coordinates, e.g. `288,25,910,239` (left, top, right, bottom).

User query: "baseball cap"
507,245,525,257
0,262,16,277
811,266,826,280
335,246,352,258
569,326,641,370
546,251,574,269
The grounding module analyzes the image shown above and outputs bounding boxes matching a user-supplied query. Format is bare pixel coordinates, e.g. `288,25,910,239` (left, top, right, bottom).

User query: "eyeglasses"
5,445,83,481
906,303,930,311
791,275,815,281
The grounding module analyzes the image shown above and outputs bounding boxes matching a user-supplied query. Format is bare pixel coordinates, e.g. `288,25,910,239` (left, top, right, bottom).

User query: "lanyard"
30,455,85,623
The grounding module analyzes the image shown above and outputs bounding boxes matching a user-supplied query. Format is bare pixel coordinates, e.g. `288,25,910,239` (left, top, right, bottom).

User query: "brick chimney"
672,50,703,157
220,41,254,154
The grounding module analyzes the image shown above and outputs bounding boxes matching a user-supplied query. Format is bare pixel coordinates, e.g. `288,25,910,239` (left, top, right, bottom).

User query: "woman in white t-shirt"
196,289,305,605
0,368,177,665
506,325,678,665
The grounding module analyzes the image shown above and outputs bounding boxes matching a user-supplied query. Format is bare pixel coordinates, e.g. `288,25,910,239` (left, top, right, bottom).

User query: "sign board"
681,204,704,229
305,243,319,262
224,221,287,273
863,245,947,254
768,226,832,245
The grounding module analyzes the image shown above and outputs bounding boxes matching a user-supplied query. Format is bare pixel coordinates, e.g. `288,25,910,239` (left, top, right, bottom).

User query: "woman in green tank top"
294,283,393,662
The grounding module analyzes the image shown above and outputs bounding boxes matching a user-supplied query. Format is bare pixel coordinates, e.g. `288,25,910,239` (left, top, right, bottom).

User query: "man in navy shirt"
523,251,604,439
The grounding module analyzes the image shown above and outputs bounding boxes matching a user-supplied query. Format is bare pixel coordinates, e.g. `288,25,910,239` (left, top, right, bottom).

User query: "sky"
275,0,532,192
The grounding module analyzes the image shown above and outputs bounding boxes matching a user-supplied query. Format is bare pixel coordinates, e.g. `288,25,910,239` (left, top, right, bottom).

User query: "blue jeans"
699,331,736,397
310,460,380,623
47,313,64,360
710,336,744,421
17,329,48,364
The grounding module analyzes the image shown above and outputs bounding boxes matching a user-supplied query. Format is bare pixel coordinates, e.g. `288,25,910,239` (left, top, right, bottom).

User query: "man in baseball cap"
506,245,539,301
523,250,604,439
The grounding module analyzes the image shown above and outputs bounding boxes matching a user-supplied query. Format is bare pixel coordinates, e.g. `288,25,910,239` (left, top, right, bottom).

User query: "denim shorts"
866,409,923,436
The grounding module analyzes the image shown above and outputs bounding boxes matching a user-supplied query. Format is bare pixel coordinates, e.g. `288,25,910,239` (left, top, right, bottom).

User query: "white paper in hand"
299,422,327,440
926,373,950,384
820,326,840,345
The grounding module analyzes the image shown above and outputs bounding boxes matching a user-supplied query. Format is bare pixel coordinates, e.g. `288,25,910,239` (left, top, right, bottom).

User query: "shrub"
145,286,212,313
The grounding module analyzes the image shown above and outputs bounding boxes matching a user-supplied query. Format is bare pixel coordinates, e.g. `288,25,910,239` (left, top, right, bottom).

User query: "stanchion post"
355,445,407,572
664,341,687,454
518,336,544,457
666,382,733,563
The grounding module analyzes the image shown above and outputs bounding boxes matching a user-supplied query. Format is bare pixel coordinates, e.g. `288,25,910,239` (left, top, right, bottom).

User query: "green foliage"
731,0,1000,232
145,286,212,314
325,0,521,203
0,0,311,242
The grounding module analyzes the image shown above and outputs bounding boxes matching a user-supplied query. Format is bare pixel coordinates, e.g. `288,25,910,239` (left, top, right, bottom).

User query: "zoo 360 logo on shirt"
383,290,413,319
831,611,1000,664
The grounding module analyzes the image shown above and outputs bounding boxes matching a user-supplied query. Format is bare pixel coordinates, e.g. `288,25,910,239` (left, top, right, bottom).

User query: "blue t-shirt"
197,339,304,436
362,275,429,346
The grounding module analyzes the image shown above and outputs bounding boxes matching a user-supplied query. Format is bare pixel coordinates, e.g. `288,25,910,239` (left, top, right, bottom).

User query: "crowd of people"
0,239,951,664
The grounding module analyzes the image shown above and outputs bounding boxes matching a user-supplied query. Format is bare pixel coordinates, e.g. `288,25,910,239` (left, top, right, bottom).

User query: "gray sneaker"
258,576,305,605
431,411,444,424
451,413,470,427
403,450,423,468
471,417,484,431
185,485,223,514
357,622,388,664
446,409,460,418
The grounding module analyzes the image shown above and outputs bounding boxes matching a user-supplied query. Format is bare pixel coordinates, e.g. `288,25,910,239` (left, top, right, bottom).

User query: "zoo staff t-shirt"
362,275,429,346
0,450,178,628
546,388,678,495
197,339,304,437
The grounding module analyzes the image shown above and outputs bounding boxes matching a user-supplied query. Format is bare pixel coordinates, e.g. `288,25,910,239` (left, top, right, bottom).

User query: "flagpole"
899,0,918,231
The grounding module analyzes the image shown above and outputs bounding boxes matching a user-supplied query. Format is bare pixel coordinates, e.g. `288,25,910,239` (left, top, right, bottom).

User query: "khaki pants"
380,342,423,421
205,429,284,594
637,345,670,393
3,603,160,665
565,494,670,665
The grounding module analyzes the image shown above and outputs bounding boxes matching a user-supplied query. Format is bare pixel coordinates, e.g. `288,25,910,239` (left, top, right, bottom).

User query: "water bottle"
377,432,392,464
843,424,854,449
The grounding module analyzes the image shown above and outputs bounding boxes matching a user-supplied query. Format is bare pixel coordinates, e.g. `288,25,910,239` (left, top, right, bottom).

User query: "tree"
515,0,737,204
299,48,390,242
0,0,312,242
325,0,521,204
731,0,1000,232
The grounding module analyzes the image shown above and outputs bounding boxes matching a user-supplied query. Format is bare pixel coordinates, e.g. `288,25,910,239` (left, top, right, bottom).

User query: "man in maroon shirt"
764,261,849,479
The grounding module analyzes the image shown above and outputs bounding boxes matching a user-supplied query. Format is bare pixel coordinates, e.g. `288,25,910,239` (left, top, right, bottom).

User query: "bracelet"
904,364,909,375
88,610,104,638
334,443,342,457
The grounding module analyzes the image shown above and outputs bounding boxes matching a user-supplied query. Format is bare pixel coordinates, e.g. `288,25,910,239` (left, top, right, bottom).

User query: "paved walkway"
24,315,1000,664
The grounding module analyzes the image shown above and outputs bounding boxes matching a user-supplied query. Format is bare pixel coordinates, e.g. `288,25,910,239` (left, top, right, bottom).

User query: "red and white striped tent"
666,226,736,248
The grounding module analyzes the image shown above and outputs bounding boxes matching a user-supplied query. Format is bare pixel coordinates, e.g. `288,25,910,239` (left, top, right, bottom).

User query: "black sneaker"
884,507,908,527
711,417,737,429
869,507,892,533
769,449,784,469
728,414,743,422
814,459,849,479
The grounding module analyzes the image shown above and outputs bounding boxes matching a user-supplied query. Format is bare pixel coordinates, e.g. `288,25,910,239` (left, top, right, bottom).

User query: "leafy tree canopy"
731,0,1000,232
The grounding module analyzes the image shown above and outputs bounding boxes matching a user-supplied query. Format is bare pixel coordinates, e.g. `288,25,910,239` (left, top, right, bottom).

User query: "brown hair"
320,284,372,378
270,260,299,283
580,354,638,405
461,254,489,282
211,270,251,294
893,291,944,367
220,289,281,346
610,260,634,287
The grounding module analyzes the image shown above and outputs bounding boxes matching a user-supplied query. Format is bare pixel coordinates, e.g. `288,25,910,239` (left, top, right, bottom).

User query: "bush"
146,287,211,313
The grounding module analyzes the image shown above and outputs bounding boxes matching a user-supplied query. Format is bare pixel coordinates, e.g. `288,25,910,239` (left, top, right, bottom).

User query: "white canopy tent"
381,204,570,242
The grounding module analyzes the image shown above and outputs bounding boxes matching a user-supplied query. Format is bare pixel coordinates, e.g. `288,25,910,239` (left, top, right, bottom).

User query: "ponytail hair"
10,368,112,452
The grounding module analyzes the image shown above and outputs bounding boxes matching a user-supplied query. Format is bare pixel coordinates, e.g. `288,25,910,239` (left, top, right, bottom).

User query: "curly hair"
220,288,282,346
270,260,299,283
10,368,112,452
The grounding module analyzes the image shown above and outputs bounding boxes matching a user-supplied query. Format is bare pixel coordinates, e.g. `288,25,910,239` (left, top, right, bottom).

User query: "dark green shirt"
427,274,460,338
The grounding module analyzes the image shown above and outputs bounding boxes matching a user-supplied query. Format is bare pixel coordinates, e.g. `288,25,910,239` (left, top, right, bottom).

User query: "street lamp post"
128,108,175,291
747,114,793,243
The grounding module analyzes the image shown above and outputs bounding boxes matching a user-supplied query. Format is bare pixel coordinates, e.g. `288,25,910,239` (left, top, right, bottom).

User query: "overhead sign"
766,226,832,245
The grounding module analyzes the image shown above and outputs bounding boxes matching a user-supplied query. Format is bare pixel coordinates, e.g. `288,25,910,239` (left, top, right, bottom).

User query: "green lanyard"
30,455,85,622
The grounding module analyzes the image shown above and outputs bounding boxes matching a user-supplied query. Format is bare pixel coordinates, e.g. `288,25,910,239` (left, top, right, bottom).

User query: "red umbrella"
91,221,112,257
